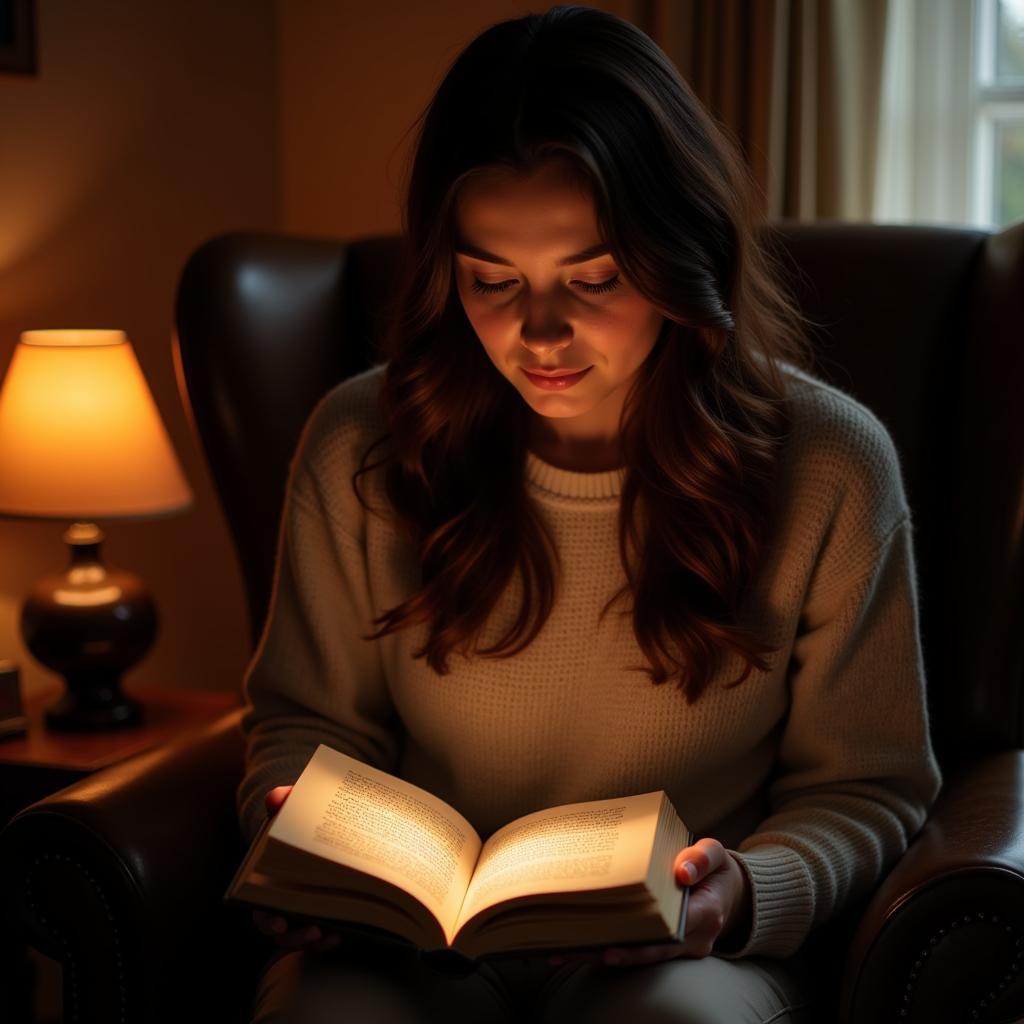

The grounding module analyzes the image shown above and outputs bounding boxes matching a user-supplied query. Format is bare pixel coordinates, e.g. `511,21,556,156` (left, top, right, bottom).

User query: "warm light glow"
54,586,124,607
0,329,194,519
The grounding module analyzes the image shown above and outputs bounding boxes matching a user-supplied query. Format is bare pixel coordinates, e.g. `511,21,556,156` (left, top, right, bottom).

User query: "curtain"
632,0,890,222
872,0,976,226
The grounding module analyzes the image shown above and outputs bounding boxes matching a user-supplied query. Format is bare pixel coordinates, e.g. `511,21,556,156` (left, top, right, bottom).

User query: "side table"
0,681,241,1024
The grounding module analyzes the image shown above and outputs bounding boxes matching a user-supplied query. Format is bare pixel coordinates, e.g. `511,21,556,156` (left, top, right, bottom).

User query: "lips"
523,367,589,377
522,366,592,390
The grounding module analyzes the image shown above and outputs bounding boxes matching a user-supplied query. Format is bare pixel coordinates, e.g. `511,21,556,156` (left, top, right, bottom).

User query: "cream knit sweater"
236,360,943,961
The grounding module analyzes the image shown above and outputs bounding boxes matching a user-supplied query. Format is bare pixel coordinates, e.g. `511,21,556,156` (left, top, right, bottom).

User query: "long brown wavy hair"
351,4,819,705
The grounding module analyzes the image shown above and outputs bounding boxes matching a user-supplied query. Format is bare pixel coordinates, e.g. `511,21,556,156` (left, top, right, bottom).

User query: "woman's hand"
250,785,344,954
546,837,752,968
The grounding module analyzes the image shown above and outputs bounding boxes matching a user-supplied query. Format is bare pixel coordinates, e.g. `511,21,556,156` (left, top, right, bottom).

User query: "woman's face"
453,156,664,471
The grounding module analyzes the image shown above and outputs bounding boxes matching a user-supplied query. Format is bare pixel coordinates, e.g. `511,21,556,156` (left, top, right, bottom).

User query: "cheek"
458,298,509,366
586,301,660,348
597,306,664,370
460,294,510,343
625,299,665,351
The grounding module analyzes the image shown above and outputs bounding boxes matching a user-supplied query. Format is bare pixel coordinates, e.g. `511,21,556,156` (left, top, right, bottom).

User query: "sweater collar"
524,448,625,500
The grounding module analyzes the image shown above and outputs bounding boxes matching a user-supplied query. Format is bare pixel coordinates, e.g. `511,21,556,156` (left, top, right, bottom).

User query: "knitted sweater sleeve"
234,447,402,847
712,425,944,960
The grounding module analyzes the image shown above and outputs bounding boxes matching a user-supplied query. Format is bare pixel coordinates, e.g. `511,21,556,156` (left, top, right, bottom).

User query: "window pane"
997,0,1024,80
995,119,1024,225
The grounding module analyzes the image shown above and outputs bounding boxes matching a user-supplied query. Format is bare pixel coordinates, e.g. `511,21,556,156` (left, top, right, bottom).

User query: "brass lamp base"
20,522,157,733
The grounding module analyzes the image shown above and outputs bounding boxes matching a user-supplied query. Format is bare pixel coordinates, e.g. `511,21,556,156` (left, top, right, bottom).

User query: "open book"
224,744,692,964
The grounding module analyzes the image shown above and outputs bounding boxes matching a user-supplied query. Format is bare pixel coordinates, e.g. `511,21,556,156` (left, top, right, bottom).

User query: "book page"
452,790,664,936
268,745,481,935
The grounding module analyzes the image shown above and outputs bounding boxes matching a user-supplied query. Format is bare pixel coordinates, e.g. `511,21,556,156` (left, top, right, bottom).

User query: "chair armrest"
0,706,268,1024
838,748,1024,1024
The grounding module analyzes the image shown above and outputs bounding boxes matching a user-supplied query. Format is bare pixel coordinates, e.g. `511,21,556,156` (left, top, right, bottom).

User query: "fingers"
252,909,285,934
276,925,342,953
309,931,343,953
251,910,341,952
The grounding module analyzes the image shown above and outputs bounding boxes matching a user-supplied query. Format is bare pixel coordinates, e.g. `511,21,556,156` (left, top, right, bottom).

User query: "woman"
238,6,942,1022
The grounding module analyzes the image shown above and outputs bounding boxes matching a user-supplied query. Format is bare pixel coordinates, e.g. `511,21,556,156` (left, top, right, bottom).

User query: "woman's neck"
526,436,625,473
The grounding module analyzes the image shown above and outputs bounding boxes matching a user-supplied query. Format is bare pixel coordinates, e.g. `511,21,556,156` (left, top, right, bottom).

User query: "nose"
521,308,573,356
521,334,573,361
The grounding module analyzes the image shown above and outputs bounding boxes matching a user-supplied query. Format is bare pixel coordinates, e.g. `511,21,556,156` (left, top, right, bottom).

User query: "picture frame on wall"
0,0,36,76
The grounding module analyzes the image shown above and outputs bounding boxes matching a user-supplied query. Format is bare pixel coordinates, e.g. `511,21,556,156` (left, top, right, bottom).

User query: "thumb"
265,785,293,816
673,850,699,886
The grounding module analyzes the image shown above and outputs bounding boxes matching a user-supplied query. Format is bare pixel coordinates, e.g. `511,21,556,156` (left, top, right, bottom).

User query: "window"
972,0,1024,227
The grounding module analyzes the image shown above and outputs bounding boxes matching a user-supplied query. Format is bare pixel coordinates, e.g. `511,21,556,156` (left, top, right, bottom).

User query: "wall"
0,0,278,702
278,0,636,238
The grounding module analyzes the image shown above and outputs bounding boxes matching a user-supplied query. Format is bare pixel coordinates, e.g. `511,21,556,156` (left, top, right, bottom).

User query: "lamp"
0,329,193,731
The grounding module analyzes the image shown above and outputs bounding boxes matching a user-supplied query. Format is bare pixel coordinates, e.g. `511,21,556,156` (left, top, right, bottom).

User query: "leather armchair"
2,221,1023,1024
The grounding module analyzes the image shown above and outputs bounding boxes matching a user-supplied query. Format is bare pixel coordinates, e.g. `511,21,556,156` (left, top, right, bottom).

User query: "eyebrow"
453,241,612,267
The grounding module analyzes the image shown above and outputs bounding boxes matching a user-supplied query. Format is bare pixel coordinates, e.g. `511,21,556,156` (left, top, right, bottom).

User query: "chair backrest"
173,221,1024,775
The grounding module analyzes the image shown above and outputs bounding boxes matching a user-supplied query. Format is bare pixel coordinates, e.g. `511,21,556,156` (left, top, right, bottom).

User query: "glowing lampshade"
0,329,193,518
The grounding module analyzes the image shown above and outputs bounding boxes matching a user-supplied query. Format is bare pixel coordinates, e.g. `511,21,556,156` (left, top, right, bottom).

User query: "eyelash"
470,275,621,296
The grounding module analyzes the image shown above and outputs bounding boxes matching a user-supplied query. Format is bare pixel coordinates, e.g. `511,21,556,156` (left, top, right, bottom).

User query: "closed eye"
470,275,621,296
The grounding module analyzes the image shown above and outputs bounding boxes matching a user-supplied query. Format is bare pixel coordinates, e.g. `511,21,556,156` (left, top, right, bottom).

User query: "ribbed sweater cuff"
712,844,814,960
236,754,316,847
